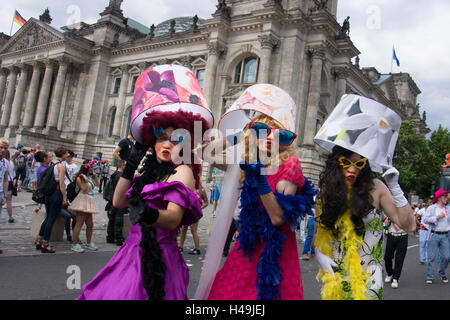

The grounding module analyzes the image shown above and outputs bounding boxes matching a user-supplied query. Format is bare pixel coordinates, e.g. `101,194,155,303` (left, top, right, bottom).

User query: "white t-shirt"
7,160,15,182
416,207,430,229
63,162,79,186
0,158,9,193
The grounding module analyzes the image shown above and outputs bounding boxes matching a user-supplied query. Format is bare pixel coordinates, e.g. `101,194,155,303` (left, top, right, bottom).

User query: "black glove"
128,199,159,225
122,142,148,181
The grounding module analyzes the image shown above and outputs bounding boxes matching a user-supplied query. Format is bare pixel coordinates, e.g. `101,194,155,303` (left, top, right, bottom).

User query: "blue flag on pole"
393,47,400,67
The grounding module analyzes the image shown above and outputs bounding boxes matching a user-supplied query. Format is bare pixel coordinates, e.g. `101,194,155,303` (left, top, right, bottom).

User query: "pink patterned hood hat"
314,94,402,173
218,84,297,135
130,64,214,145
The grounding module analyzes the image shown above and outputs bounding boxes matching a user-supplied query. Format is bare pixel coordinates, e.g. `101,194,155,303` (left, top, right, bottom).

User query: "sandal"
34,239,42,250
41,243,56,253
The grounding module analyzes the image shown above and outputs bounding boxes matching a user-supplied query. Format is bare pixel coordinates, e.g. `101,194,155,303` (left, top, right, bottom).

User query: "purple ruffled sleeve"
126,181,203,226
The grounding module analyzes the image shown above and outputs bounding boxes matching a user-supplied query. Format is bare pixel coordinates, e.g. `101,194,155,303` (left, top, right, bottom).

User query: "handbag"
32,189,45,203
9,181,18,196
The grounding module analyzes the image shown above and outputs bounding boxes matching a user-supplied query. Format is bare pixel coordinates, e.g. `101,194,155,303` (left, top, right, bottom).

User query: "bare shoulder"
372,178,385,187
371,178,389,193
167,165,195,189
370,178,389,202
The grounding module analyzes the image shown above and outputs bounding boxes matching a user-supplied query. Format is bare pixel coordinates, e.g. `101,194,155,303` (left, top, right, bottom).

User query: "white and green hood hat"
314,94,402,173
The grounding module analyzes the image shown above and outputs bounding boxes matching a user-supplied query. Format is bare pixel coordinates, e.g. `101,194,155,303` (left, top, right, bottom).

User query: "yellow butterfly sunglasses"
338,156,368,170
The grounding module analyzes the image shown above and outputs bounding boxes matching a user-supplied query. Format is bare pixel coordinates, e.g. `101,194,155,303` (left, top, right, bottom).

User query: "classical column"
204,42,225,123
34,60,56,130
258,34,279,83
0,68,8,110
0,67,19,132
71,63,90,134
303,46,325,147
23,61,43,129
9,65,31,131
46,57,69,131
112,64,130,138
334,66,349,102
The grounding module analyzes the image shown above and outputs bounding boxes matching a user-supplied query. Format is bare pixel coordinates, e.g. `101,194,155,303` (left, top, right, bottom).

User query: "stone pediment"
1,18,63,54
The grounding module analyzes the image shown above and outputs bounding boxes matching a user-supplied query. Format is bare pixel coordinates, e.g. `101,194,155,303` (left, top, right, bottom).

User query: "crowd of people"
0,63,448,301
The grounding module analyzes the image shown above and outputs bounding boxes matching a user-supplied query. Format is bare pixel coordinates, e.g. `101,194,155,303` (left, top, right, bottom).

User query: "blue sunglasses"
152,126,186,145
249,121,297,146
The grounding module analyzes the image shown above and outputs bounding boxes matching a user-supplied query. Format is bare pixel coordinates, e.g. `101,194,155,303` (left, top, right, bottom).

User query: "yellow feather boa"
315,196,370,300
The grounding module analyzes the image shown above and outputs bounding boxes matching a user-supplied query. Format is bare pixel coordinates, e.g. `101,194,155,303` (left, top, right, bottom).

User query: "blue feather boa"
236,176,317,300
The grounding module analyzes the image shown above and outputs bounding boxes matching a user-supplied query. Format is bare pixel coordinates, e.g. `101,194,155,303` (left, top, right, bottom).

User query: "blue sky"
2,0,449,136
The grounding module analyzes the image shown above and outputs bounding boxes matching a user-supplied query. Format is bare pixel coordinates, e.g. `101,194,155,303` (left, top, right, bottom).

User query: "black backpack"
38,162,59,196
66,173,79,203
102,176,114,202
32,162,57,203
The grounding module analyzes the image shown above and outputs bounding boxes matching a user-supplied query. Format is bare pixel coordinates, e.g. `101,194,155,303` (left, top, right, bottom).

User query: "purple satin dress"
77,181,202,300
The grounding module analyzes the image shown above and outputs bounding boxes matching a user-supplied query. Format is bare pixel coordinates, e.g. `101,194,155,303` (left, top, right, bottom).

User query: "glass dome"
154,16,203,36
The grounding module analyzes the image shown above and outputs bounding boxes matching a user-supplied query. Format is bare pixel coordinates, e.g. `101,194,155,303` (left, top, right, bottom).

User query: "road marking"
408,244,419,249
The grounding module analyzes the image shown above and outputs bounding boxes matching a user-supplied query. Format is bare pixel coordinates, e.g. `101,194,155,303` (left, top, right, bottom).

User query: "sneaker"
441,276,448,283
179,247,183,252
8,218,15,223
300,254,310,260
67,235,73,242
71,244,85,253
106,237,115,244
188,248,201,255
83,242,98,251
426,279,433,284
391,279,399,289
384,275,393,283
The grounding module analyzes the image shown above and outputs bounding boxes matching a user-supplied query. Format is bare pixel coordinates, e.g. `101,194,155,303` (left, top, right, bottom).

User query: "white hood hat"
314,94,402,173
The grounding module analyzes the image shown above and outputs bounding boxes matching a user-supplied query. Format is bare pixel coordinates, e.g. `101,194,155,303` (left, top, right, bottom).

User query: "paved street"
0,190,449,300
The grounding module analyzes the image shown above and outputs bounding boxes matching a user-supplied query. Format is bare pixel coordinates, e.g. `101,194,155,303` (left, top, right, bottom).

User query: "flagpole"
9,9,15,36
390,45,394,74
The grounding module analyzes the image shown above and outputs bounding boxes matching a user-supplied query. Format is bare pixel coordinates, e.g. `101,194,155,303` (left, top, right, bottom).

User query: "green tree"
429,125,450,168
393,120,441,198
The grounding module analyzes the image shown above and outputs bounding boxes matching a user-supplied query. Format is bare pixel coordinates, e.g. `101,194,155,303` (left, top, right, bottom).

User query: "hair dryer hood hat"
218,84,297,136
129,64,214,145
314,94,402,173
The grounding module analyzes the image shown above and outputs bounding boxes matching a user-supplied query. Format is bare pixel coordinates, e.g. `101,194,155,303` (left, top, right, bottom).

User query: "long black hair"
317,146,374,236
128,152,176,300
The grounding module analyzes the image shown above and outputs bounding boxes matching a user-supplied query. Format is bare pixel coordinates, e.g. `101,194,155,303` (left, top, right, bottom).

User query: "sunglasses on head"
248,121,297,146
338,156,368,170
152,126,186,146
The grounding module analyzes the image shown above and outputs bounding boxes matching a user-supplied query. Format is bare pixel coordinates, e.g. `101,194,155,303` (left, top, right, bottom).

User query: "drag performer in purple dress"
77,64,213,300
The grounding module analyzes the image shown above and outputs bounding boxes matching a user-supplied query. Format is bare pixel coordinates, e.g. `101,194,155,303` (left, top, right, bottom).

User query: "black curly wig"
317,145,375,236
128,152,176,300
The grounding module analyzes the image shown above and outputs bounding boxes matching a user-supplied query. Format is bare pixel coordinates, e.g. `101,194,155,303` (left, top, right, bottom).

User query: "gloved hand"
239,160,271,195
381,165,399,188
314,248,338,280
381,164,408,208
122,142,148,181
128,198,159,225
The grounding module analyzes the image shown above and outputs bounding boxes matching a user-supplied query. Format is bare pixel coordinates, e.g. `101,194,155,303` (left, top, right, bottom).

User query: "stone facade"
0,0,428,184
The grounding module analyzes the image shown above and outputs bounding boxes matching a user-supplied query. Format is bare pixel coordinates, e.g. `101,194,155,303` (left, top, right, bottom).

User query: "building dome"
154,16,203,36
